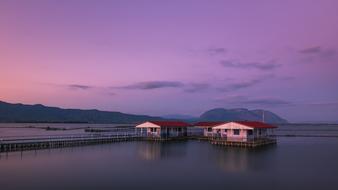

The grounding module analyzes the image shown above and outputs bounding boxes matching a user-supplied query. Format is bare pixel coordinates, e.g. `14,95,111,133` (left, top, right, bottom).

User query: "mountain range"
0,101,287,124
198,108,287,123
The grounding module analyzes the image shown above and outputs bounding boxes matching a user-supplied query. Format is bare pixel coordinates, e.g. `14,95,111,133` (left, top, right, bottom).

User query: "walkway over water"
0,128,276,152
0,132,142,152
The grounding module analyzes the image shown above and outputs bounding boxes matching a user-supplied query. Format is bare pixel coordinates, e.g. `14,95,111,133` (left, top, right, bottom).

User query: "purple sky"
1,0,338,122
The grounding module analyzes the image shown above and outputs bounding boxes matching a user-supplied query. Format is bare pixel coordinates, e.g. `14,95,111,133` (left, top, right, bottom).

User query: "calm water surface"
0,123,133,138
0,124,338,190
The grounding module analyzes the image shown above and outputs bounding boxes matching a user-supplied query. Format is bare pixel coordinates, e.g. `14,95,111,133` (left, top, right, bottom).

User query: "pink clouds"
0,0,338,122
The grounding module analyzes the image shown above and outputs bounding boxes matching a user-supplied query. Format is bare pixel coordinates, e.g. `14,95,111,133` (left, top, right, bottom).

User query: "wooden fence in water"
0,127,277,152
0,133,140,152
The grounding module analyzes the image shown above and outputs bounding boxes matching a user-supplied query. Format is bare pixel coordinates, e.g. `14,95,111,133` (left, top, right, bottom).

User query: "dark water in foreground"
1,137,338,190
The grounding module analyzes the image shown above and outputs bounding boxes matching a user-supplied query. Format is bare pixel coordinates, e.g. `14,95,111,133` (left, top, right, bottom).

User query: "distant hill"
199,108,288,123
0,101,161,124
0,101,288,124
162,114,197,120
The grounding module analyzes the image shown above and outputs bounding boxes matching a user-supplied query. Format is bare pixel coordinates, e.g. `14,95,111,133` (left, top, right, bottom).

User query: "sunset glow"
1,0,338,122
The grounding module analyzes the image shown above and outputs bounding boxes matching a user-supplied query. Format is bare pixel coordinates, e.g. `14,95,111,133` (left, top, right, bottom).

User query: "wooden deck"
140,136,190,141
210,138,277,148
0,134,140,153
0,134,277,153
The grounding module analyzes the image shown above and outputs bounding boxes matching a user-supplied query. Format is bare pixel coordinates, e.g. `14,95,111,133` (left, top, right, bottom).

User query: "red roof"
194,121,228,127
149,121,191,127
234,121,277,129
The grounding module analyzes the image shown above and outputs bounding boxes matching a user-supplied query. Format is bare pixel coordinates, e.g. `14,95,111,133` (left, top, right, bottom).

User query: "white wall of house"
213,122,253,130
226,129,248,140
211,122,272,142
136,122,161,128
252,128,268,138
213,122,251,140
165,127,186,137
203,128,213,136
194,127,213,137
136,122,187,137
136,122,161,137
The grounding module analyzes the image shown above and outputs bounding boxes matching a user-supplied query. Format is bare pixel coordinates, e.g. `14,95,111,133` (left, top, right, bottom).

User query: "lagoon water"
1,124,338,190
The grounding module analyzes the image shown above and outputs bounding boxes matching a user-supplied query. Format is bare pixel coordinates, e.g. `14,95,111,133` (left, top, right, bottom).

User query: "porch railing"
210,136,276,142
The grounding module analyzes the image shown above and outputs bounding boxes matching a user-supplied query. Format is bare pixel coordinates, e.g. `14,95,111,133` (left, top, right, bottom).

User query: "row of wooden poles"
0,134,140,153
210,138,277,148
0,134,277,153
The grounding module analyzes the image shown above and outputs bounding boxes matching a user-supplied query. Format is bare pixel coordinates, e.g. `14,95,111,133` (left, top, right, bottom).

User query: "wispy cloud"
67,84,92,90
184,83,210,93
216,95,338,108
45,83,118,96
318,48,337,60
241,98,291,106
278,76,295,81
107,92,116,96
215,95,291,107
298,101,338,107
116,81,184,90
44,83,94,91
114,80,213,93
218,75,274,92
208,47,226,55
219,59,280,70
299,46,321,54
227,79,262,91
298,46,337,63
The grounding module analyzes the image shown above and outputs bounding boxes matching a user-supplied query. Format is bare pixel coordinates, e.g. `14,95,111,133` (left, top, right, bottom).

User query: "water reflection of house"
137,142,163,160
211,121,277,142
137,142,187,161
213,147,249,172
135,121,191,139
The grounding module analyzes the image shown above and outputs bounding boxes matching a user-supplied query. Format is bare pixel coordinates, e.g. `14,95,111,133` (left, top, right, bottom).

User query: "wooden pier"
0,134,139,153
140,136,192,142
210,138,277,148
0,133,277,153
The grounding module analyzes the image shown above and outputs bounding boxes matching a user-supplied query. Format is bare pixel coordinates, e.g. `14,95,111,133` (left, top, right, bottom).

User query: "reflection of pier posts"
137,141,187,161
0,130,138,153
214,147,249,172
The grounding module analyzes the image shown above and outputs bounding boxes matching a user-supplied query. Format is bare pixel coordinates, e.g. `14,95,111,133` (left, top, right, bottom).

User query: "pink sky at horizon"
1,0,338,122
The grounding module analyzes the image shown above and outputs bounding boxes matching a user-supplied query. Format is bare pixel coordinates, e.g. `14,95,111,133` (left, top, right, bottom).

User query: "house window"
233,129,240,135
207,128,212,132
150,128,157,132
178,128,182,132
247,130,253,136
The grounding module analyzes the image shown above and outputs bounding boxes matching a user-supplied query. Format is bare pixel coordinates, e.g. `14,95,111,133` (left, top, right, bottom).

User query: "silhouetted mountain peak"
200,108,287,123
0,100,288,124
0,100,162,123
